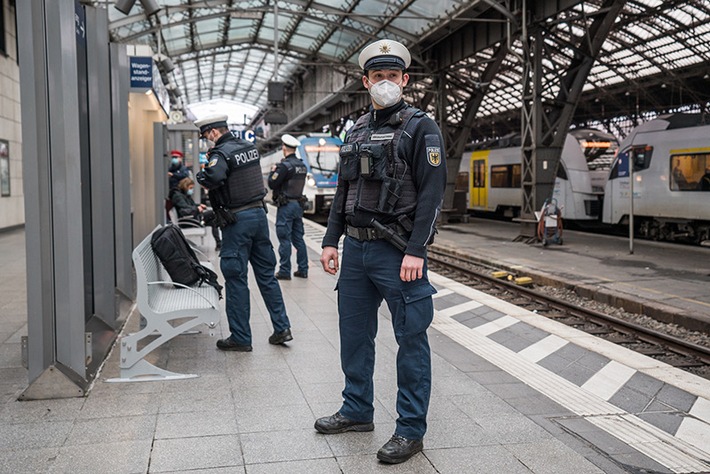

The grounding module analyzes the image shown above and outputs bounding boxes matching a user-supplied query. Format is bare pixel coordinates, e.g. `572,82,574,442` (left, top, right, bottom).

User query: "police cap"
169,149,183,158
358,39,411,71
281,134,301,148
194,114,229,135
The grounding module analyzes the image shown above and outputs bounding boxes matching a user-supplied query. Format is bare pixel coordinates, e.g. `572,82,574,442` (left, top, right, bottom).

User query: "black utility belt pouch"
213,207,237,228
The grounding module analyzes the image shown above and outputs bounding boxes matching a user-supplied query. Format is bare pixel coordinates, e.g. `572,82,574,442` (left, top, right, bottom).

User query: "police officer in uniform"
314,40,446,464
268,134,309,280
195,115,293,351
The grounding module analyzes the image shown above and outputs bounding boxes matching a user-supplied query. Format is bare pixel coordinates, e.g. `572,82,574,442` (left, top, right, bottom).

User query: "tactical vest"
280,155,307,198
213,137,266,208
340,106,423,217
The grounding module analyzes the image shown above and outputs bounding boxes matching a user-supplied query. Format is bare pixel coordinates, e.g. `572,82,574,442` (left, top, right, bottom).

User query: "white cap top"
194,115,229,134
358,39,411,71
281,134,301,148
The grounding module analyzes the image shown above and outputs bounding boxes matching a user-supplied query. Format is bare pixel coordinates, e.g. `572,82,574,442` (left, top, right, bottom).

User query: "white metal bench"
107,226,219,382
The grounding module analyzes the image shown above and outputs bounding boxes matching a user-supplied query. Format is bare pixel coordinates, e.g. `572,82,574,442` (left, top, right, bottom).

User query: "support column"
17,0,88,398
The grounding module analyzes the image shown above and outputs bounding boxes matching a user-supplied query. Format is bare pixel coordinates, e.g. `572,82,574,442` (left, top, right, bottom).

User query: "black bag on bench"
150,224,223,299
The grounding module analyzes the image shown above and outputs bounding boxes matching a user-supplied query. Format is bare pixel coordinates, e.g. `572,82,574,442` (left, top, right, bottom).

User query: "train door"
470,150,489,210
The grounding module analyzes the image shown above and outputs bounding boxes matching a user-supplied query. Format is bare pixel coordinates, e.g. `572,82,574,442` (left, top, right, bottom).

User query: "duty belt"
228,200,264,213
346,223,406,241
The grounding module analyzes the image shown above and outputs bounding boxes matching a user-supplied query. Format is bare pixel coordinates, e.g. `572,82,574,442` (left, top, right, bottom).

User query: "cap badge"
379,44,391,54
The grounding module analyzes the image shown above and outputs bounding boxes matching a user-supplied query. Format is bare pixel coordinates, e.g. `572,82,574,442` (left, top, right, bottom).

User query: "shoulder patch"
208,158,219,167
426,147,442,167
270,171,279,180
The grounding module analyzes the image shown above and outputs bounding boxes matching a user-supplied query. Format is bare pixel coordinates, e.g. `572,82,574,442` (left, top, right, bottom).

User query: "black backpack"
150,224,223,299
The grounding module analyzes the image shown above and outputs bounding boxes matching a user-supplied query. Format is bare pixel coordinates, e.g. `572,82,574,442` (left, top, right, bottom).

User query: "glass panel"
671,153,710,191
0,140,9,197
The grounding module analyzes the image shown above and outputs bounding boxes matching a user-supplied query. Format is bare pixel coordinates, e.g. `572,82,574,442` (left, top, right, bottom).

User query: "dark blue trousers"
219,207,290,345
337,237,436,439
275,201,308,275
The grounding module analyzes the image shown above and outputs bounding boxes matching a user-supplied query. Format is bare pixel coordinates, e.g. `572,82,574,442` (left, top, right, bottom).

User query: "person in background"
314,39,447,464
171,177,222,250
699,166,710,191
268,134,309,280
195,115,293,352
671,160,688,190
168,150,191,191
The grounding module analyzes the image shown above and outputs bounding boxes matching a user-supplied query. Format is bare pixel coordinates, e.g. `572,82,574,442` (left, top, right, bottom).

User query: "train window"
670,153,710,191
630,145,653,171
472,160,485,188
614,146,653,178
490,164,521,188
0,140,8,196
302,144,339,177
455,172,469,191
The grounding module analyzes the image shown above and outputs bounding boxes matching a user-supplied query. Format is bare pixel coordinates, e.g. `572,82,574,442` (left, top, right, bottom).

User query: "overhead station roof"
103,0,463,111
99,0,710,137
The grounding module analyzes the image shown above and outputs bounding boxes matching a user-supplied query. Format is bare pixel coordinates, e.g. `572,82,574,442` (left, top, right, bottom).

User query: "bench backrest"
132,226,169,310
167,206,180,226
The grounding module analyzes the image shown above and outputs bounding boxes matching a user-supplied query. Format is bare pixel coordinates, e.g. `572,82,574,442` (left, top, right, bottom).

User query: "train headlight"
306,173,316,187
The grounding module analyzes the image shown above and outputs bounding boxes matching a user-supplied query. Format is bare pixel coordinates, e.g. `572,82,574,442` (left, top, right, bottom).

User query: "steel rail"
428,246,710,367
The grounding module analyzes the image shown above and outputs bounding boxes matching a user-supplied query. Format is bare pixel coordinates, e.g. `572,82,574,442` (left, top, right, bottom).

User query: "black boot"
314,412,374,434
377,434,423,464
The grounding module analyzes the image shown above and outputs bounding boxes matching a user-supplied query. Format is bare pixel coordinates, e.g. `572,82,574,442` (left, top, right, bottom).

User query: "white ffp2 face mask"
368,79,402,108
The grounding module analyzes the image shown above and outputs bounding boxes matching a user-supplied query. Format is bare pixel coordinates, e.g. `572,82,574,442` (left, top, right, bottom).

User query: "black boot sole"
314,422,374,434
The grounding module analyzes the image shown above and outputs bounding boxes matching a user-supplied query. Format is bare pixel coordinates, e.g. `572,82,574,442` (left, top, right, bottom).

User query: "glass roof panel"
94,0,710,134
293,19,330,39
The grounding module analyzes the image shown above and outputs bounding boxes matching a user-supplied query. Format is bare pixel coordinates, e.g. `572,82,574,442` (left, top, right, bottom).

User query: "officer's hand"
400,255,424,282
320,246,339,275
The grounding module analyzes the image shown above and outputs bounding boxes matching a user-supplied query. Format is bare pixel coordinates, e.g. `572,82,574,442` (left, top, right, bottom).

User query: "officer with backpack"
268,134,309,280
195,115,293,352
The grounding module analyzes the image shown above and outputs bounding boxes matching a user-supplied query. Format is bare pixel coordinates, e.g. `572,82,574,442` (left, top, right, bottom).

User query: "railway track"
428,246,710,379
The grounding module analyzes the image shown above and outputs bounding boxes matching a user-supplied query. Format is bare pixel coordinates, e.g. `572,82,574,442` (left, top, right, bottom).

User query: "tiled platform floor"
1,213,708,473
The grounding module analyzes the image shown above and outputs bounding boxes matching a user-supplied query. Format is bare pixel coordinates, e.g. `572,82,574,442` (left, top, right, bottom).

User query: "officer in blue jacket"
314,40,447,464
195,115,293,352
268,134,309,280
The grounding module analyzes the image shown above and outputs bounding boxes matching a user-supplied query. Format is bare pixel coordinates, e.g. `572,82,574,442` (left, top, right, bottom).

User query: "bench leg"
106,311,217,383
105,359,199,382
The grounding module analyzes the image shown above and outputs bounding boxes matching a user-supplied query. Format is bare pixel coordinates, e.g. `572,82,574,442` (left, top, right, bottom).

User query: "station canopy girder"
95,0,710,137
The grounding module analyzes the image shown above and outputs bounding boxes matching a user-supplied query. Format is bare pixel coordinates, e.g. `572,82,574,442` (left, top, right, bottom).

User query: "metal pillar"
154,123,168,224
110,43,134,300
17,1,131,398
84,7,120,364
518,0,626,240
440,42,509,221
18,0,88,398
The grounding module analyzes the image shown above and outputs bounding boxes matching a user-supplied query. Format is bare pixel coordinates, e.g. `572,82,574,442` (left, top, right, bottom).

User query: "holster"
213,207,237,228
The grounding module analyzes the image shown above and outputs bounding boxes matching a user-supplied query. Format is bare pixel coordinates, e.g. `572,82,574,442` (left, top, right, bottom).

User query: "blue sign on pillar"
129,56,153,89
231,129,256,143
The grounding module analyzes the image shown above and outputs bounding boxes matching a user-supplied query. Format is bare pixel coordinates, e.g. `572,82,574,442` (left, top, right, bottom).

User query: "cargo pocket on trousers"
398,283,437,337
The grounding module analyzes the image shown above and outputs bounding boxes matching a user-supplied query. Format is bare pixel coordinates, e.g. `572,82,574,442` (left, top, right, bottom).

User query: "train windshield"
301,144,339,178
571,130,619,171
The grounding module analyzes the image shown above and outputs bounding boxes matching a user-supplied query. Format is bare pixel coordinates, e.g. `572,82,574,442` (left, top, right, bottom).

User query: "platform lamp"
114,0,161,16
157,56,175,73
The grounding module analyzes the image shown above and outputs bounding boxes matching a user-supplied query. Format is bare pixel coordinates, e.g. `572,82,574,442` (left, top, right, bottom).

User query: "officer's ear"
401,72,410,87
